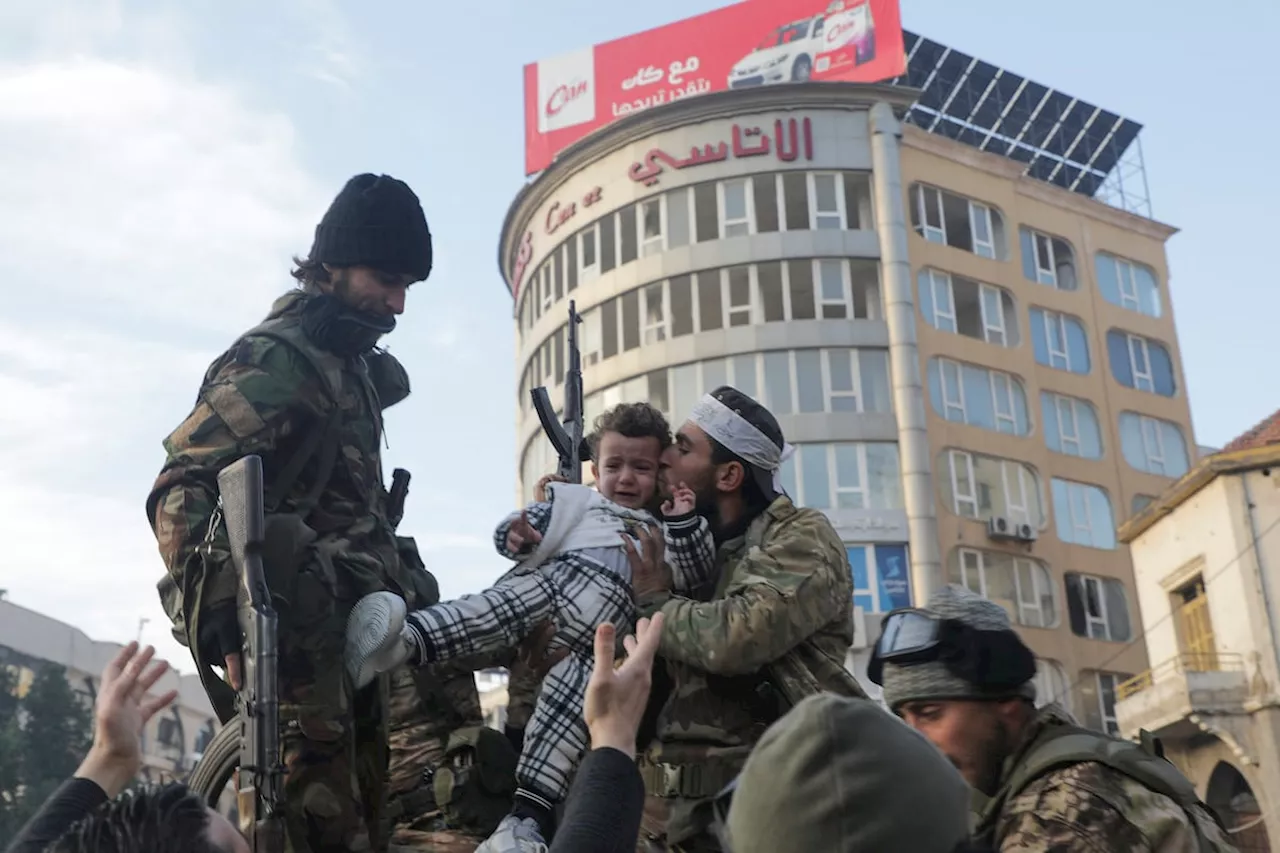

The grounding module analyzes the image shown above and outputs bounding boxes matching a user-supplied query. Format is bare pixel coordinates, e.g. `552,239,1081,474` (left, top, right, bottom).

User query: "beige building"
1114,411,1280,851
497,34,1197,728
0,598,217,783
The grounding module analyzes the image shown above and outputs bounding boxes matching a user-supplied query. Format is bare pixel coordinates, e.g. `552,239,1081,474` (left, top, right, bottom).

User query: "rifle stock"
530,300,588,484
217,455,286,851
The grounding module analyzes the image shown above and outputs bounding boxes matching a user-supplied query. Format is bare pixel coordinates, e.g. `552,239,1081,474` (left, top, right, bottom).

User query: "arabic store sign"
512,185,604,299
522,0,905,175
628,116,814,186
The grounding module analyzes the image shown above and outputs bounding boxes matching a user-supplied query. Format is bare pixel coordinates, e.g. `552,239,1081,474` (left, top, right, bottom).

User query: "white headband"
688,394,796,496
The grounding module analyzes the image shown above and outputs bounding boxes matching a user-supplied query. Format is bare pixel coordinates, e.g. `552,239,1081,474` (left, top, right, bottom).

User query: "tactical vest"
184,308,414,724
976,724,1234,852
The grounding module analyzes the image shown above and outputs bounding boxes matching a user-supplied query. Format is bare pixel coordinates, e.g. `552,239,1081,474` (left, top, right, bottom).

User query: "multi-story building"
1113,411,1280,851
498,33,1197,725
0,598,217,783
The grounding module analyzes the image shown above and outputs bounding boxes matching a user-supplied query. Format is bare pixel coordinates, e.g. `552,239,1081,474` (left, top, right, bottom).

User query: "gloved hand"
197,604,243,689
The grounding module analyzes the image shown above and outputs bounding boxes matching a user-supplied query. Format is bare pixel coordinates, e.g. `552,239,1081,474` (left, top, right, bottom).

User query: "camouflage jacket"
146,290,413,659
989,705,1237,852
636,496,860,785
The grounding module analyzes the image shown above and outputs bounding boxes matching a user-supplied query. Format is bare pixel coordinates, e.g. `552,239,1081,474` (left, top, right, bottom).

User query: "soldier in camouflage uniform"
872,585,1238,852
626,387,868,852
147,173,445,852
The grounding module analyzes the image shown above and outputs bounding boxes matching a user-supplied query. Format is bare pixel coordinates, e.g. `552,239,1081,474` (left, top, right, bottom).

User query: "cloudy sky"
1,0,1276,671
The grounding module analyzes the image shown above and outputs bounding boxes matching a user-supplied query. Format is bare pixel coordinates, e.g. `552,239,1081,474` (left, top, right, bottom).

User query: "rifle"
531,299,589,484
217,454,286,851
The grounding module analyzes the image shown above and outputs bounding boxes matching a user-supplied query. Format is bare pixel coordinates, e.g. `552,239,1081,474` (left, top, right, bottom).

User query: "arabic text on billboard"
523,0,906,175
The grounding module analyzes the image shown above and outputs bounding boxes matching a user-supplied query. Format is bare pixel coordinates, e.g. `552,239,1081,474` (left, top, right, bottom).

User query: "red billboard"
523,0,906,175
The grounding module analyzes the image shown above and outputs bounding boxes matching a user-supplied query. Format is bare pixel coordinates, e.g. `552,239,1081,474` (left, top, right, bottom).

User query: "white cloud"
0,43,326,667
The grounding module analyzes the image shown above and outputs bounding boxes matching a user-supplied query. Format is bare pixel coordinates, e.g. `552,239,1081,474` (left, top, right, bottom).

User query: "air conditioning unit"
986,515,1015,540
1014,522,1038,542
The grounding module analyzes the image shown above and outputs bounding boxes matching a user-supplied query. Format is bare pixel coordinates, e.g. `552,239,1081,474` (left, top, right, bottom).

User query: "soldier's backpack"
976,724,1235,852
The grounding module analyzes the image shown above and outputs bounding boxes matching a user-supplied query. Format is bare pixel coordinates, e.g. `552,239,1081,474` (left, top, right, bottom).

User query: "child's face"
592,431,663,510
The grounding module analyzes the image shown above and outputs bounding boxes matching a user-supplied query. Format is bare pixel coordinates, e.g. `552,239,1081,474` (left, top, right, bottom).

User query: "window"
642,282,667,345
720,179,752,237
950,548,1057,628
1107,331,1176,396
927,358,1030,436
818,260,849,319
1131,494,1156,515
1020,227,1077,290
918,269,1018,347
1096,252,1162,318
849,261,882,320
640,198,664,255
824,348,892,413
618,205,638,264
940,449,1044,527
726,266,754,326
810,173,844,229
1040,392,1103,459
843,172,873,230
753,175,780,233
1051,479,1116,549
669,274,694,337
848,544,912,614
539,265,553,314
1065,574,1132,642
759,261,786,322
1030,308,1090,374
1119,412,1189,477
599,213,617,271
909,183,1007,260
579,226,599,282
665,187,691,248
1034,660,1072,713
157,716,181,749
697,270,722,332
694,182,719,243
620,289,640,352
780,442,903,510
581,307,602,365
1082,672,1130,735
782,172,809,230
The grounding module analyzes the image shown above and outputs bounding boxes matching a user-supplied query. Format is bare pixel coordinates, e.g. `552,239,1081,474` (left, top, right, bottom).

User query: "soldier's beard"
301,292,395,358
967,719,1019,795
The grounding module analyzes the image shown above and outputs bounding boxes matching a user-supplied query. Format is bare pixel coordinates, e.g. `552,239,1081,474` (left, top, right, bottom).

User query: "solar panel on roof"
897,30,1144,207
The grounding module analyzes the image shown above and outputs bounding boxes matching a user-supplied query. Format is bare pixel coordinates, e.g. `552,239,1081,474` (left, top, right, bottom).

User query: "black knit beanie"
309,173,433,282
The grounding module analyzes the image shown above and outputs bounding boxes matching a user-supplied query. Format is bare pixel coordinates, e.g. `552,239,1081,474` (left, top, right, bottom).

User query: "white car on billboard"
727,0,876,89
728,15,827,88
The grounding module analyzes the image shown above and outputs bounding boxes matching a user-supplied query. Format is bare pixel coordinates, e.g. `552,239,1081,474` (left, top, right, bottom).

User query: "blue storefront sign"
847,544,912,614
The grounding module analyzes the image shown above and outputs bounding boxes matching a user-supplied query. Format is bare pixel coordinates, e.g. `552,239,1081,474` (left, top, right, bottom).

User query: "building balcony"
1115,652,1250,741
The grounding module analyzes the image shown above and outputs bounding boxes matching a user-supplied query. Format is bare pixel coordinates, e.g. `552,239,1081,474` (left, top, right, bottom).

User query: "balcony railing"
1117,651,1243,701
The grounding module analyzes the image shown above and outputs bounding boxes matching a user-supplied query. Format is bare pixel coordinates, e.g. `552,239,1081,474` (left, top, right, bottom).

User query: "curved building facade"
497,81,1197,720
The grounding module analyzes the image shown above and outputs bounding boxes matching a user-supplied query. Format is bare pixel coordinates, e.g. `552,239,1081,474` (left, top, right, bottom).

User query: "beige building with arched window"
496,34,1198,727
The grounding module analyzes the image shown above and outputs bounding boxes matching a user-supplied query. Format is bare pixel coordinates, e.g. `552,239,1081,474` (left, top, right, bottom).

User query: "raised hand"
506,510,543,555
584,613,665,759
77,642,180,797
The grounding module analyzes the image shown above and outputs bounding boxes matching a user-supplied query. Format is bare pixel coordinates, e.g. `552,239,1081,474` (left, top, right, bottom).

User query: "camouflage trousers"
276,630,389,853
386,662,484,798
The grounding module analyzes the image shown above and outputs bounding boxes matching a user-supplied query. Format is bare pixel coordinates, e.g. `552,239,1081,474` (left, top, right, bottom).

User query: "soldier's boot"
474,815,548,853
346,591,415,688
